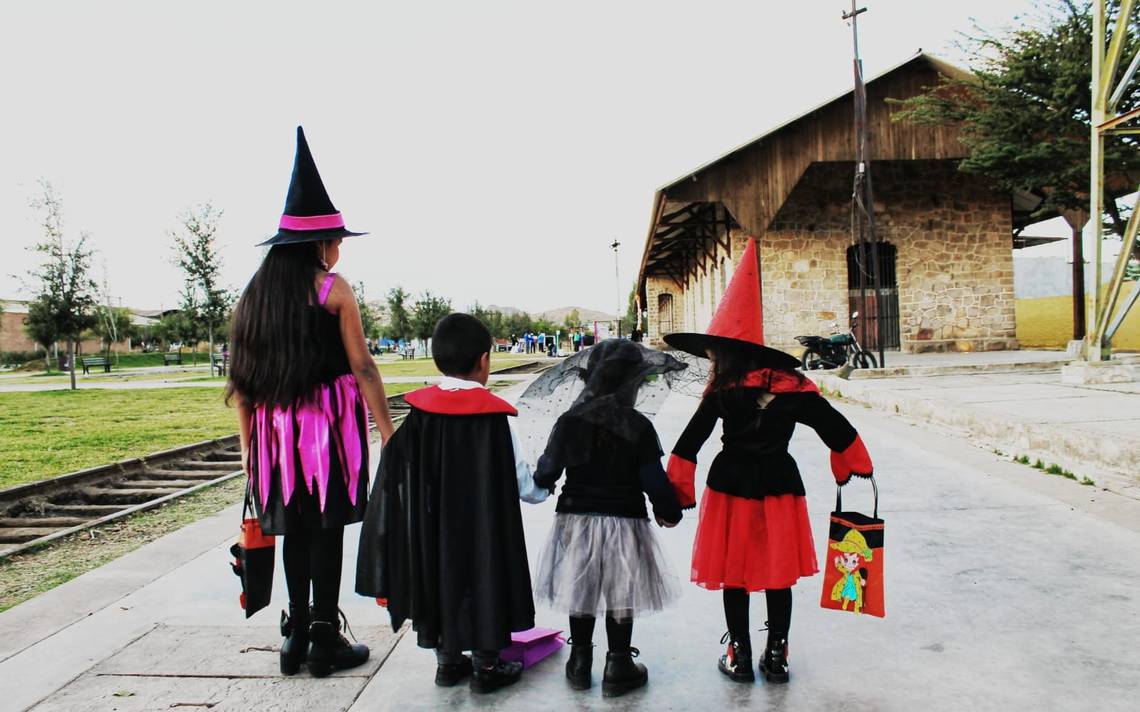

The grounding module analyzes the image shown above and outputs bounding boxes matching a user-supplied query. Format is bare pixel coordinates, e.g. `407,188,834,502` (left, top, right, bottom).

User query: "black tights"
723,587,792,647
568,613,634,652
282,526,344,622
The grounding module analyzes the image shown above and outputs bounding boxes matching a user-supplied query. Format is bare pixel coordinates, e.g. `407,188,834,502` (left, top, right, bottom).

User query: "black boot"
565,640,594,690
759,634,790,684
601,648,647,698
279,605,310,676
469,654,523,694
717,632,755,683
434,654,473,687
307,611,369,678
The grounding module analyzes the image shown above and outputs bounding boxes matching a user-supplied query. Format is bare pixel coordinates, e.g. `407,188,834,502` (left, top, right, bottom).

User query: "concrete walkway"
812,360,1140,500
3,382,1139,710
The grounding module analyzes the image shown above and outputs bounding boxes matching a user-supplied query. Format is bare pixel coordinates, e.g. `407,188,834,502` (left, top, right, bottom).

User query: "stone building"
637,53,1046,355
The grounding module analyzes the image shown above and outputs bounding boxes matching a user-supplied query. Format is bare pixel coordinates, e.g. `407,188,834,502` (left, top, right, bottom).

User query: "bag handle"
835,475,878,519
242,474,254,521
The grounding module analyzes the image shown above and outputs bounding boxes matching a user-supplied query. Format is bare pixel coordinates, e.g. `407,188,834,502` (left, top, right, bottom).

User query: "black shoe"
717,632,755,683
435,655,473,687
469,659,523,694
279,605,310,676
759,636,790,684
602,648,648,698
307,610,370,678
565,639,594,690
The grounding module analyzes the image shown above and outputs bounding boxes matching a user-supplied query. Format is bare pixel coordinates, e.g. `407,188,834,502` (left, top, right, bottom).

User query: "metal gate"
846,242,900,350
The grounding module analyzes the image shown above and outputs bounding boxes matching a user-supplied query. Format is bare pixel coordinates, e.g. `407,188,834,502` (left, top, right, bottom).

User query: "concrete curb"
848,353,1140,380
810,372,1140,498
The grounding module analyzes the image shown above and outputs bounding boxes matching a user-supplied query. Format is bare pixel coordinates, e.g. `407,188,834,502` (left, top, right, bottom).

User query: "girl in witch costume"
227,126,397,678
664,238,873,685
526,339,685,697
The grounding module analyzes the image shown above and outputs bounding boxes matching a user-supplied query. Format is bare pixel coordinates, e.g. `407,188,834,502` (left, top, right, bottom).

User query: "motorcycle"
795,311,878,371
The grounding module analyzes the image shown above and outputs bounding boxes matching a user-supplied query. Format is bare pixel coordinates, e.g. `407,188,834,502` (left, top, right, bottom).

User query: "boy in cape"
356,313,548,694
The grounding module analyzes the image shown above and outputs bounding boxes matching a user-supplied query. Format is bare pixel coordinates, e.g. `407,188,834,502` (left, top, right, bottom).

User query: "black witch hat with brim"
257,126,368,246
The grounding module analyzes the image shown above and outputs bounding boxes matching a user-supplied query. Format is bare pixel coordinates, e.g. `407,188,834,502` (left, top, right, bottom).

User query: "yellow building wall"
1015,280,1140,351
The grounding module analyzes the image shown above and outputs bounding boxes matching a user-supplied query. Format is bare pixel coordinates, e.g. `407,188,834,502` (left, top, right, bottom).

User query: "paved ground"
812,360,1140,500
3,378,1139,711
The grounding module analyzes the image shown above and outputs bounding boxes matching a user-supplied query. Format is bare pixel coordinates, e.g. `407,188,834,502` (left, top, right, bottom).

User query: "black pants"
282,525,344,622
723,587,792,647
568,613,634,652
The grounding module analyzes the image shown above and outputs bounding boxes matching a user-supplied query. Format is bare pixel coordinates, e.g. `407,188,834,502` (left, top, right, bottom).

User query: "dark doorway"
846,242,900,350
657,293,675,337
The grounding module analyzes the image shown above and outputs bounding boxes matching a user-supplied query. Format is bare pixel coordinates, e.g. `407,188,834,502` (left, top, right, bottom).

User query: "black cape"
356,386,536,652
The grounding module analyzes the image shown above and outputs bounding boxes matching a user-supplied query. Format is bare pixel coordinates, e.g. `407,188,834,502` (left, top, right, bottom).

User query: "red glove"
830,435,873,485
666,454,697,509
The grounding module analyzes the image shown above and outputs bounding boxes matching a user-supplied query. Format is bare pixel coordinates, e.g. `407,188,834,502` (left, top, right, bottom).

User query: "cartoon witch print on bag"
820,476,884,617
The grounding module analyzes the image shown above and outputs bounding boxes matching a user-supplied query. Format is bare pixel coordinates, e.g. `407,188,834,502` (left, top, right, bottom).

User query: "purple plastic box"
501,627,565,669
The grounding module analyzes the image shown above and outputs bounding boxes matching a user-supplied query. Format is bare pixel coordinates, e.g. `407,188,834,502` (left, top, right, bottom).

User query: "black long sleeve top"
667,387,872,508
534,412,683,524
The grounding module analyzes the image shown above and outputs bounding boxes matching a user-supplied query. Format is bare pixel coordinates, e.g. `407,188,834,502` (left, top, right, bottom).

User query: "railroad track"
0,393,411,560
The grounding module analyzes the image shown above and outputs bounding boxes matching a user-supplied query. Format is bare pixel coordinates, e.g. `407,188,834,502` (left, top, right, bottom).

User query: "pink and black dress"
247,273,370,535
666,368,873,592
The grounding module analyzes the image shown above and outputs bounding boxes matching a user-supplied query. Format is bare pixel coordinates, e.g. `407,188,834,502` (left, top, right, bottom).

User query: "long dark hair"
225,241,327,408
707,342,804,392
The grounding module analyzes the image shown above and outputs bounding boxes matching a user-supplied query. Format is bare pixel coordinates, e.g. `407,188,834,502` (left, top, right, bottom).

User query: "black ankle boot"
469,657,523,694
759,634,790,684
279,605,310,676
717,632,755,683
602,648,647,698
565,639,594,690
434,655,473,687
307,611,369,678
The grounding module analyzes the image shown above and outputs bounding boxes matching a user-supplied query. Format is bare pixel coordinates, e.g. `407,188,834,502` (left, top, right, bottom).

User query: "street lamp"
611,238,621,338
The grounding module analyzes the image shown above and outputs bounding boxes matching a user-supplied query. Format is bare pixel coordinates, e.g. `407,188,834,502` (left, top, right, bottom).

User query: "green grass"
0,476,246,612
375,353,543,378
0,384,418,489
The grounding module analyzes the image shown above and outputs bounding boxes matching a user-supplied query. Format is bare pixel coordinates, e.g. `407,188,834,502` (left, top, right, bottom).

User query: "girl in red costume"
664,238,873,685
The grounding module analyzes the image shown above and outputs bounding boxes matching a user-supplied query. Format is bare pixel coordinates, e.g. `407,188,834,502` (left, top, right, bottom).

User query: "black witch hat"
258,126,368,246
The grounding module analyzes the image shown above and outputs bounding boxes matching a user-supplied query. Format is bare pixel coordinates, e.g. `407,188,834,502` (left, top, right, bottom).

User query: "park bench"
163,353,182,366
401,347,416,360
211,353,229,377
81,357,111,375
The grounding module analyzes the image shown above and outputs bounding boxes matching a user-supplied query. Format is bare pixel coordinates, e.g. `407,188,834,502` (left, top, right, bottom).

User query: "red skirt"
691,489,819,592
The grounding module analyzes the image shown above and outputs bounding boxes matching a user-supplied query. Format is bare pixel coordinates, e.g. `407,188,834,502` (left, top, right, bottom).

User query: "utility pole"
611,238,622,338
843,1,885,368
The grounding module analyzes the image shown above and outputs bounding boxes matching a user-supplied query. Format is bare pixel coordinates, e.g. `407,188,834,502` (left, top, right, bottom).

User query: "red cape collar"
706,368,819,395
404,386,518,416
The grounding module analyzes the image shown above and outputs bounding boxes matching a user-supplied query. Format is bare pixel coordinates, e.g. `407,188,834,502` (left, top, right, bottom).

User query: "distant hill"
535,306,618,325
484,304,618,326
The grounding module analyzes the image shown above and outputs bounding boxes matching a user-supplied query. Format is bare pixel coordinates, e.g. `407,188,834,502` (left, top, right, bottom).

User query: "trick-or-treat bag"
229,483,275,618
820,477,884,618
501,627,565,669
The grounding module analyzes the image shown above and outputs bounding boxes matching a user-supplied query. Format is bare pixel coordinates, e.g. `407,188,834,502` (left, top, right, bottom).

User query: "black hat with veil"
514,339,698,473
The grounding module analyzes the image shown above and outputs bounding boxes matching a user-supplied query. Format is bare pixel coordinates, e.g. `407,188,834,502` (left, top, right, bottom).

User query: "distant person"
572,330,582,352
357,313,548,694
227,127,396,678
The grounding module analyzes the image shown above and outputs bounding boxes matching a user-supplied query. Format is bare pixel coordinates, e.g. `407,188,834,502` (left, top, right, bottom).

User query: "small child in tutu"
531,339,684,698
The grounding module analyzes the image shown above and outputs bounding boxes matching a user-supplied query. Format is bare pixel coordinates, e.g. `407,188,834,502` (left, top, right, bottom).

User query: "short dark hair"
432,313,492,376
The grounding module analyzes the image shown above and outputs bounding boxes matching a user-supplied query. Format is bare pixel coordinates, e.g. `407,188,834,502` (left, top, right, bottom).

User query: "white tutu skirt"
534,513,681,618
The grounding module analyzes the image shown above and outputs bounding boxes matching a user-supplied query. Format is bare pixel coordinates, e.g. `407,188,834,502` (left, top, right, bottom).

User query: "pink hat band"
279,212,345,231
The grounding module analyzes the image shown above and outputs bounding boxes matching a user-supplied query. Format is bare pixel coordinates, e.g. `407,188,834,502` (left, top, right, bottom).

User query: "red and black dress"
666,369,872,592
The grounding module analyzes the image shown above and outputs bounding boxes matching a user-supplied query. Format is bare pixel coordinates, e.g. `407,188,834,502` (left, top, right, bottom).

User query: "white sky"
0,0,1057,314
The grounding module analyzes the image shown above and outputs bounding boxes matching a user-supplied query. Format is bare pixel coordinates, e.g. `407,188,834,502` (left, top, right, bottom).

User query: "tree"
25,180,97,389
171,203,234,360
411,292,452,347
471,303,508,339
90,306,135,356
355,281,380,341
891,1,1139,237
563,308,581,331
23,298,60,370
620,282,640,337
384,286,413,343
155,309,197,353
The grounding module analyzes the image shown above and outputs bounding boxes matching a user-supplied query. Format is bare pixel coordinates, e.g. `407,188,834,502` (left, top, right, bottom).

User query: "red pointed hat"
663,238,799,370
